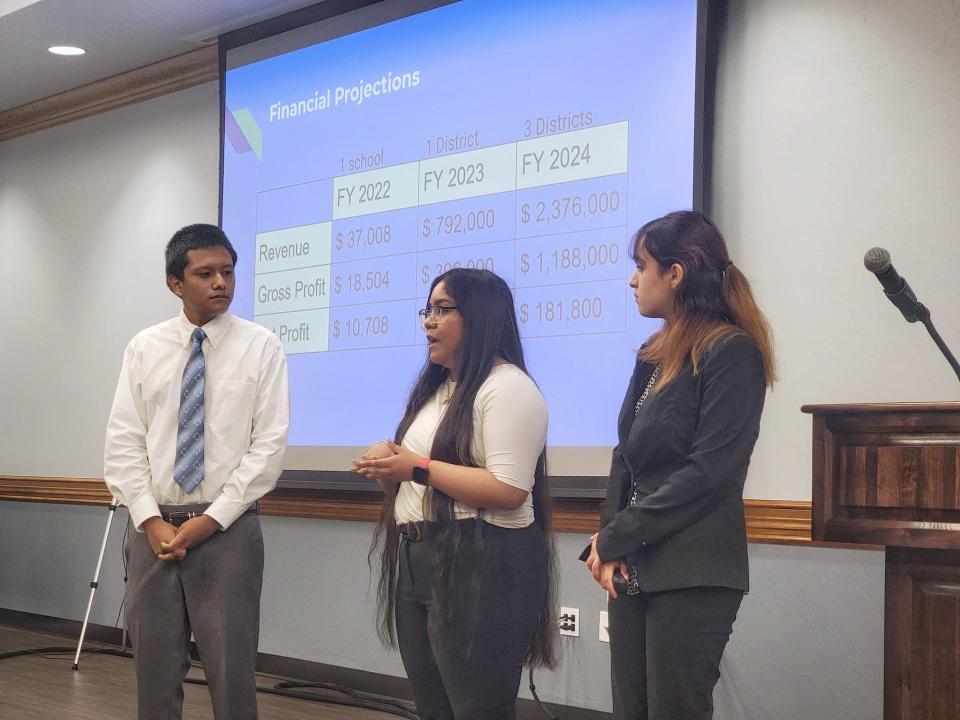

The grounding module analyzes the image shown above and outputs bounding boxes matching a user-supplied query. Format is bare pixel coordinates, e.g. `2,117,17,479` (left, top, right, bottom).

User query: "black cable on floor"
0,646,130,662
1,645,564,719
274,680,419,717
185,677,419,719
0,645,418,719
114,521,129,630
528,666,560,720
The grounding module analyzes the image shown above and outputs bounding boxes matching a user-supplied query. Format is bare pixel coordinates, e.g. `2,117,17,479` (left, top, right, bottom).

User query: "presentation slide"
222,0,700,469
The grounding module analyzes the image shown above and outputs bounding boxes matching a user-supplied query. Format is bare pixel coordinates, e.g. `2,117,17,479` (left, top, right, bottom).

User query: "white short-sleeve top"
394,363,548,528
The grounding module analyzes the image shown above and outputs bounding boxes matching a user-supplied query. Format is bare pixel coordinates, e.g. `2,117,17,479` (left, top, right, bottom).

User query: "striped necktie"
174,327,206,494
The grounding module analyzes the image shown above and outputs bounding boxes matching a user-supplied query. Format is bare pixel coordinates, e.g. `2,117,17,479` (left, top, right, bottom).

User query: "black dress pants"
395,521,548,720
608,586,743,720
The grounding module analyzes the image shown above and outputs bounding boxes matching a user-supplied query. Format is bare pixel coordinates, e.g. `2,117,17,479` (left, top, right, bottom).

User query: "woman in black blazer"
585,210,776,720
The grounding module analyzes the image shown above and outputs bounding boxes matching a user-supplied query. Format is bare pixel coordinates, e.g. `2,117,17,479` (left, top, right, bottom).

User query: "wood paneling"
805,404,960,719
804,403,960,547
885,548,960,720
0,475,812,542
840,446,960,511
0,45,218,142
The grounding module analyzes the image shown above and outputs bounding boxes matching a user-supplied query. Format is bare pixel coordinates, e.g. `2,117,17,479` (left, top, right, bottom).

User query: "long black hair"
368,268,558,668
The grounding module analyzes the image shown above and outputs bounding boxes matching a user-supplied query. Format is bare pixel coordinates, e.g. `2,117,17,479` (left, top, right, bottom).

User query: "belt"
159,502,259,528
398,521,431,543
398,517,482,543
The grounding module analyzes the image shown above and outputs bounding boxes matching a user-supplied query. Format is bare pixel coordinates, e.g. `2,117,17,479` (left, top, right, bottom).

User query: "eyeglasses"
418,305,458,321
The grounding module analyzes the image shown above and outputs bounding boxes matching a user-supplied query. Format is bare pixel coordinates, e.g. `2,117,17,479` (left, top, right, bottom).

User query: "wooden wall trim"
743,499,812,544
802,402,960,415
0,476,111,506
0,475,812,543
0,45,219,143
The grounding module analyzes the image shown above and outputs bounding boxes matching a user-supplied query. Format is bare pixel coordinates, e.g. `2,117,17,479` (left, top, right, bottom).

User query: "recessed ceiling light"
48,46,86,56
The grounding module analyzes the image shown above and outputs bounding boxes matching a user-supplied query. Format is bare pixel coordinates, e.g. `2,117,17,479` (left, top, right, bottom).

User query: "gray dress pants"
124,511,264,720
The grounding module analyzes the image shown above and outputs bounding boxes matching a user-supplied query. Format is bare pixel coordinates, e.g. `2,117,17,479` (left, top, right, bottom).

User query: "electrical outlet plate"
559,606,580,637
599,611,609,642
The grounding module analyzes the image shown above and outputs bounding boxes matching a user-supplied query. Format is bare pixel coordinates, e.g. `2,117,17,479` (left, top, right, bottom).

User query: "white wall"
0,81,219,475
713,0,960,500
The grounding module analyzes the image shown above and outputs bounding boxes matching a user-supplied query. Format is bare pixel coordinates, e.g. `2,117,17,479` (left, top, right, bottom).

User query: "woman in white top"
355,268,557,720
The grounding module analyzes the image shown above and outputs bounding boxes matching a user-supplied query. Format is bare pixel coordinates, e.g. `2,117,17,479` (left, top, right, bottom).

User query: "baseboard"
0,607,126,647
0,608,610,720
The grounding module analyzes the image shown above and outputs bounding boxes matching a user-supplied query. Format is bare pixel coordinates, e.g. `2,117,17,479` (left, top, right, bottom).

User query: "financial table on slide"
254,121,630,354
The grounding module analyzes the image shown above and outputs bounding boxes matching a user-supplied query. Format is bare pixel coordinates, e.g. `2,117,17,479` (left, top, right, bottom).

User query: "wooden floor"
0,625,414,720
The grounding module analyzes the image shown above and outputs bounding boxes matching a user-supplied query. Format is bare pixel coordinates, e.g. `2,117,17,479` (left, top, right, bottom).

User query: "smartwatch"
411,456,431,486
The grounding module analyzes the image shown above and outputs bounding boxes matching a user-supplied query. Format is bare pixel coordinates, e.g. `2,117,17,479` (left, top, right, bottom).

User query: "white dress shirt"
394,363,548,528
104,310,289,531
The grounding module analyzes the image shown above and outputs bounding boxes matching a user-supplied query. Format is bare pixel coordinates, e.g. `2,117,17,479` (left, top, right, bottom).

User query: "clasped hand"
352,440,423,484
585,532,630,600
144,515,219,562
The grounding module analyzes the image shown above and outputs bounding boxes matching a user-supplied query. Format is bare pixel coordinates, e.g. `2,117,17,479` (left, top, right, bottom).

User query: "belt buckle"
167,511,193,527
401,523,422,542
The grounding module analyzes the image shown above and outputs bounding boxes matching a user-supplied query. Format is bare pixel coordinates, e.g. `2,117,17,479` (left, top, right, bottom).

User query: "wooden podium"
802,403,960,720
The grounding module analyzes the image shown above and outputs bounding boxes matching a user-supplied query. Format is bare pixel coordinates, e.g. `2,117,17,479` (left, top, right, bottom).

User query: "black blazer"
596,333,766,593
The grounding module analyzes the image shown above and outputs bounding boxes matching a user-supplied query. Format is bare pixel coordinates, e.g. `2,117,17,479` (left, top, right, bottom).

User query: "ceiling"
0,0,323,112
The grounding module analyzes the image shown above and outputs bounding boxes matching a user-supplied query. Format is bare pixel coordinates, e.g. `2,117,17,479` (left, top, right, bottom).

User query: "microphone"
863,247,960,383
863,247,927,323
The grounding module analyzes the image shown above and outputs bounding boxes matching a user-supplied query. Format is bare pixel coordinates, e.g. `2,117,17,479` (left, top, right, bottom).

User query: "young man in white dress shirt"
104,224,289,720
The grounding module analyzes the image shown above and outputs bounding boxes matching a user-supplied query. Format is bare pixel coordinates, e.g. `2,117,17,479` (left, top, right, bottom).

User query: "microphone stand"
878,269,960,384
912,303,960,383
